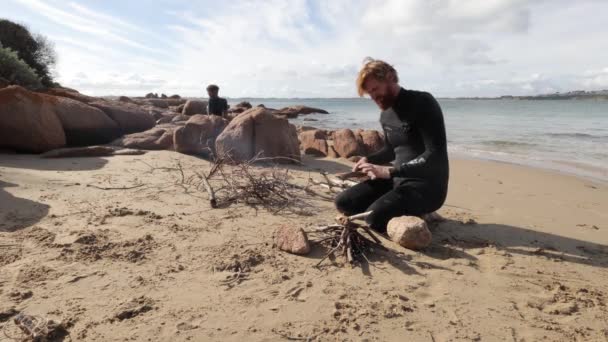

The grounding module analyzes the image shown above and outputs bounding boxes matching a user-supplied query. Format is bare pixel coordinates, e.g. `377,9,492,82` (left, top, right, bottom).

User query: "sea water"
228,97,608,183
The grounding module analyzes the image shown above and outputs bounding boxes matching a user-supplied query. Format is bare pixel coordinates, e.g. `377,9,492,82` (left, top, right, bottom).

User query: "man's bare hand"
352,157,368,172
358,163,392,180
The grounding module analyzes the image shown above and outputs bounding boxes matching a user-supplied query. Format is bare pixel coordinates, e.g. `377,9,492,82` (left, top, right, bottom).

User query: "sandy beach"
1,151,606,341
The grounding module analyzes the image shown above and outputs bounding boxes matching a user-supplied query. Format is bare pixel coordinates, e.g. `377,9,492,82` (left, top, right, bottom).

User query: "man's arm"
389,93,446,178
366,129,394,165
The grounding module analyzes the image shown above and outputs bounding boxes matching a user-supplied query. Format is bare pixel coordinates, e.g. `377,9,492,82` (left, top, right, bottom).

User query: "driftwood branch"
86,184,145,190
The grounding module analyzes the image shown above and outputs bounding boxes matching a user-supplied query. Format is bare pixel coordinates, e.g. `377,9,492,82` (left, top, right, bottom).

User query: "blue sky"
3,0,608,97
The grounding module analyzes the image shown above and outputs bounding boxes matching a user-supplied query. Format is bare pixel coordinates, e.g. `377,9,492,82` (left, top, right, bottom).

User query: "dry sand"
0,151,607,341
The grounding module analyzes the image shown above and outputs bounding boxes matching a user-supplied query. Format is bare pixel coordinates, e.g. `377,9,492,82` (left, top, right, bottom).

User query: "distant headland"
446,89,608,100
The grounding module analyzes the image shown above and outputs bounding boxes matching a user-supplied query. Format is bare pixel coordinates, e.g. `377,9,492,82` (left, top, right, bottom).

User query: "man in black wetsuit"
206,84,229,117
335,58,449,233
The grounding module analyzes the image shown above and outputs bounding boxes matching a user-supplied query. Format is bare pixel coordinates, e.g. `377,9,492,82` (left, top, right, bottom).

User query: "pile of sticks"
314,211,385,267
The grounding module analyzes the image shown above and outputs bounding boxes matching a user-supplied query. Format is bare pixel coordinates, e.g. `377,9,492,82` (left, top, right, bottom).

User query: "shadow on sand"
0,153,108,171
306,217,608,277
0,180,50,232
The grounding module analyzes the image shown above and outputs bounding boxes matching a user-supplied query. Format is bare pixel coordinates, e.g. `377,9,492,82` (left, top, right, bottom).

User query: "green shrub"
0,19,56,87
0,46,42,89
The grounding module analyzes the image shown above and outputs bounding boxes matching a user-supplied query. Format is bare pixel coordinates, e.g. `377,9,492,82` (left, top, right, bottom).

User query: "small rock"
274,226,311,255
387,216,432,250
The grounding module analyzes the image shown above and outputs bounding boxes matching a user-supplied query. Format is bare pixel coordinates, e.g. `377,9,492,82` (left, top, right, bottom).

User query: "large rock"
112,126,175,150
274,225,310,255
53,96,121,146
357,129,384,155
174,115,227,155
171,114,190,123
169,94,181,99
45,88,98,104
156,114,177,124
182,100,208,115
299,129,328,156
333,129,363,158
90,101,155,134
387,216,432,250
215,107,300,163
0,86,66,153
235,101,252,109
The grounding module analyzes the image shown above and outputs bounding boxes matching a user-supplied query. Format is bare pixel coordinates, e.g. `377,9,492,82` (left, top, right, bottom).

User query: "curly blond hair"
356,58,399,96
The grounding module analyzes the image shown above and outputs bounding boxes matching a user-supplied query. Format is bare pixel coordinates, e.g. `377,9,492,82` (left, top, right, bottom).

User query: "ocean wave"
546,132,607,140
479,140,537,149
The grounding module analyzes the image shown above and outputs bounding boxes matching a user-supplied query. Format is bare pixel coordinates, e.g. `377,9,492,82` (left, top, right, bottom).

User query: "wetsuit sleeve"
389,93,446,178
366,129,395,165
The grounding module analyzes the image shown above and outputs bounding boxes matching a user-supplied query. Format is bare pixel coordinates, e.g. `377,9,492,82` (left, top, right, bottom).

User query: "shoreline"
448,150,608,186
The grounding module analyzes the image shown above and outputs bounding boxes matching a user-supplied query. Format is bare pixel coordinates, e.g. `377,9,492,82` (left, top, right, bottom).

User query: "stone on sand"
274,225,311,255
387,216,432,250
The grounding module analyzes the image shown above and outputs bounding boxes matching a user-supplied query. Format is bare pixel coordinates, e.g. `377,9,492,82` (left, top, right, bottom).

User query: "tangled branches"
313,211,386,267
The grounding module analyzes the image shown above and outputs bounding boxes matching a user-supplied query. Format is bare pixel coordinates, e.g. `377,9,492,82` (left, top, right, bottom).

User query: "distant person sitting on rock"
334,58,449,233
206,84,229,117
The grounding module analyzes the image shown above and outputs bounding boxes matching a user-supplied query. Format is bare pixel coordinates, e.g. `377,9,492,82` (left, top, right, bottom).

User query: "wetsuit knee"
334,191,353,214
365,210,390,233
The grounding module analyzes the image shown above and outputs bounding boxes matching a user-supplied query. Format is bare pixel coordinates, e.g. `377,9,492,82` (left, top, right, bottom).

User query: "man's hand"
352,157,368,172
358,163,392,180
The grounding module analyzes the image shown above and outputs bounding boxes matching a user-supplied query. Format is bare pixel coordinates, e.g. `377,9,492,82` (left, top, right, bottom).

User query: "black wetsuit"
335,88,449,233
207,97,229,116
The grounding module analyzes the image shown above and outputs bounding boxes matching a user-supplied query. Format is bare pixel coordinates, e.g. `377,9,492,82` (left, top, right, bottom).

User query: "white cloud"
4,0,608,97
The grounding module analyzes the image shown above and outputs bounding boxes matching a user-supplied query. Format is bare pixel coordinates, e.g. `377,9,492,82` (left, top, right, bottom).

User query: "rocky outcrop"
274,105,329,118
156,114,177,124
53,96,121,146
174,115,227,155
143,98,168,109
171,114,190,123
169,94,181,99
145,93,158,99
299,129,328,156
118,96,133,103
45,88,99,104
112,126,175,150
215,107,300,163
90,101,155,134
182,100,208,116
0,86,66,153
295,127,384,160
